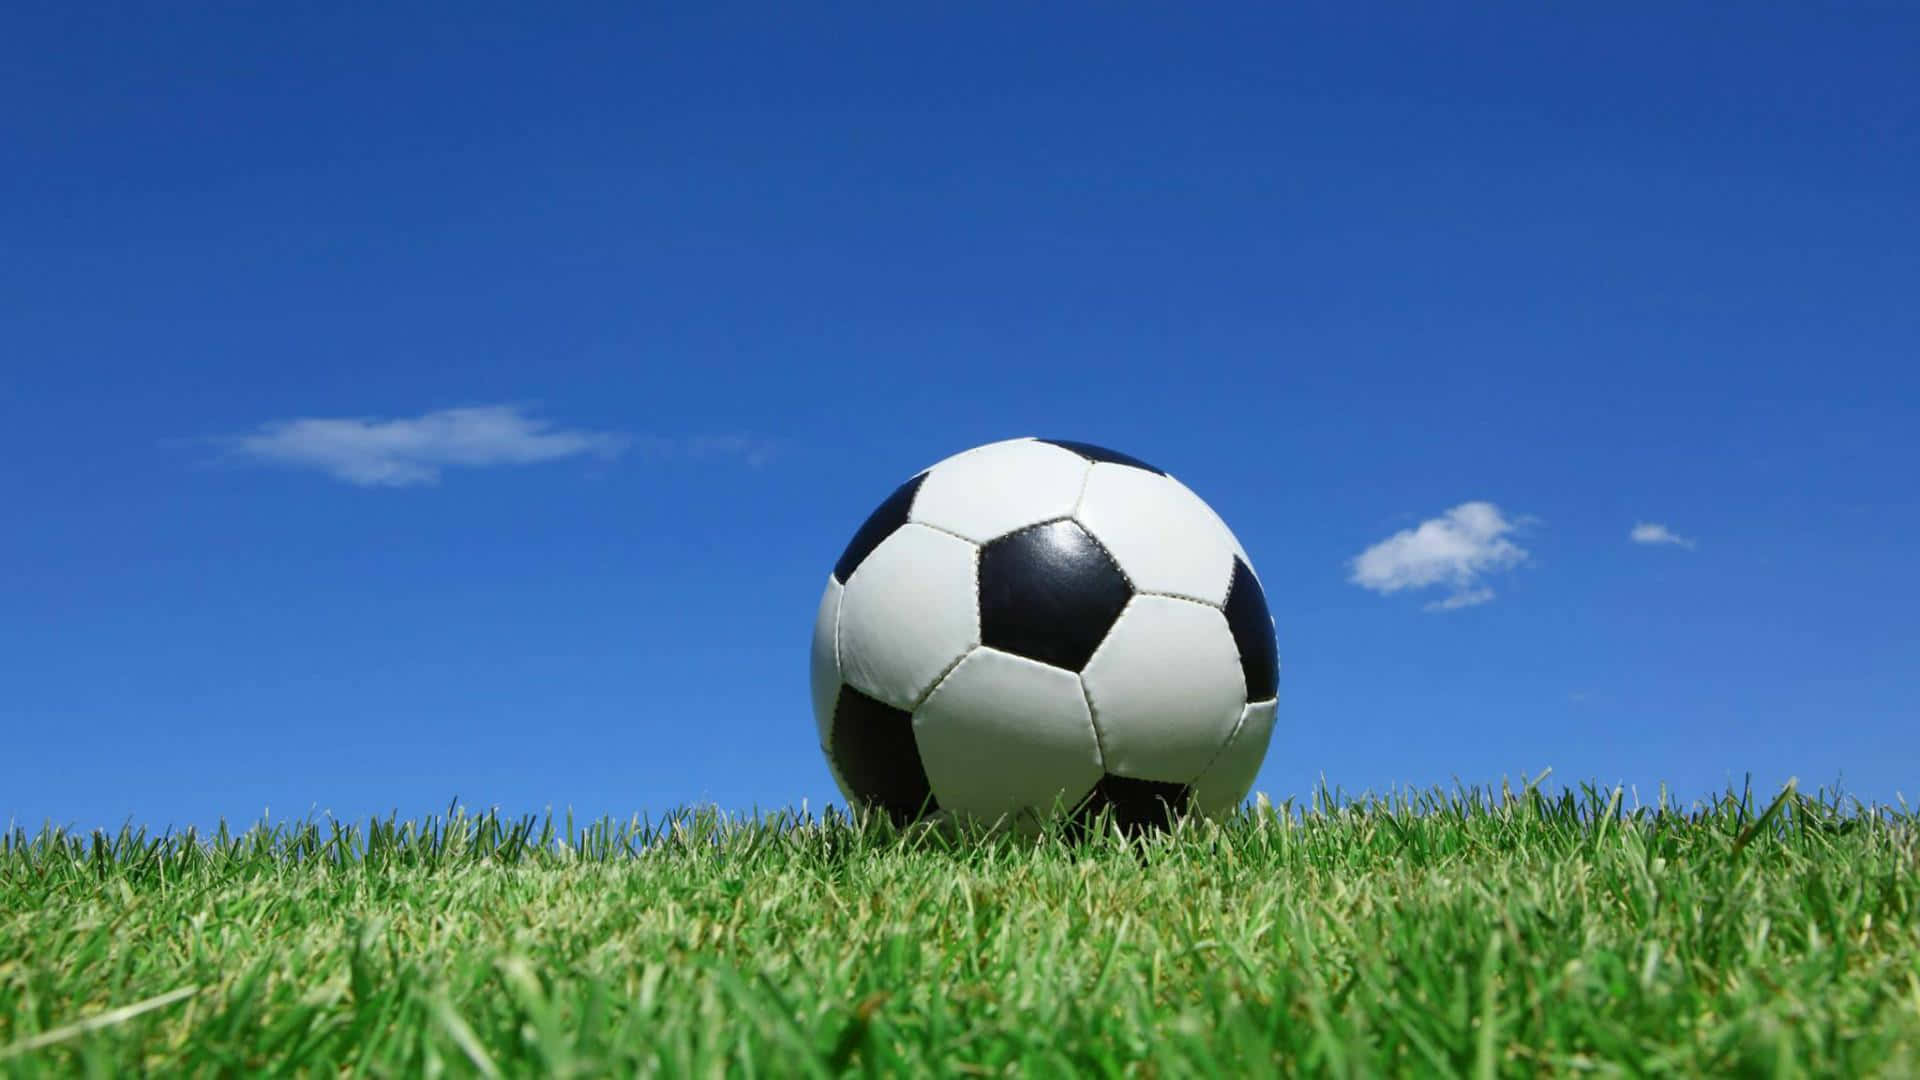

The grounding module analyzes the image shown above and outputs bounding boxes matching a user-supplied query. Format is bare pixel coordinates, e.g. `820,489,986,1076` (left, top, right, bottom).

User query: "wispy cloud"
1630,522,1696,549
1424,587,1495,612
231,405,627,487
1350,501,1529,612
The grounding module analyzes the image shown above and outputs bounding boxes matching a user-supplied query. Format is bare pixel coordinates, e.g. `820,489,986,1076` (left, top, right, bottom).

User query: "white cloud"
1424,587,1495,612
231,405,627,486
1349,501,1528,612
1631,522,1696,549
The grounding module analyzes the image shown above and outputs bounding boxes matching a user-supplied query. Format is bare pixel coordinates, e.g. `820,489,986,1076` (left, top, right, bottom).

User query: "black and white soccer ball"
811,438,1279,833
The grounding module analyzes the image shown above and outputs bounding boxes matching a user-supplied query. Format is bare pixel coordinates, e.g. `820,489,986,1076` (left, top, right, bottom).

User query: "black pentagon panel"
1224,557,1278,702
832,473,927,584
1035,439,1166,476
979,520,1133,672
1070,775,1192,838
829,685,938,825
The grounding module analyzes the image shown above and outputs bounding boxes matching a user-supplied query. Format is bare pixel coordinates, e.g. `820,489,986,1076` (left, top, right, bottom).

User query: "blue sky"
4,4,1916,831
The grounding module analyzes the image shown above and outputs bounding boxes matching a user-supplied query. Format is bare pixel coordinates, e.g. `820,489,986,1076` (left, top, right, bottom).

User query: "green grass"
2,779,1916,1076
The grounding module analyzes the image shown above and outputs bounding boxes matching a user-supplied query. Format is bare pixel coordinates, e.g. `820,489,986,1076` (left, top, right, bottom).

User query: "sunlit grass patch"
2,780,1915,1075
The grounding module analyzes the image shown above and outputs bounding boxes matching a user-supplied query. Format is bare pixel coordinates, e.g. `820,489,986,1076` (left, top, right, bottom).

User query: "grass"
2,778,1916,1076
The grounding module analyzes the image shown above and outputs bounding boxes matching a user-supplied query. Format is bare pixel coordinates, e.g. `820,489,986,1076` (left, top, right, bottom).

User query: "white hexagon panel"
913,646,1105,824
909,438,1091,544
1191,699,1278,819
1074,463,1242,606
809,576,844,749
837,523,980,710
1081,595,1246,782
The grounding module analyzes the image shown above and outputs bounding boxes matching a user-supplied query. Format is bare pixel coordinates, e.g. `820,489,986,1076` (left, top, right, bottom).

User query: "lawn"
2,780,1915,1075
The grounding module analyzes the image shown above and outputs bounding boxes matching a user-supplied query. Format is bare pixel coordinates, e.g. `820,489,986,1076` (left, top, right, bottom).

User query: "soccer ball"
810,438,1279,833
